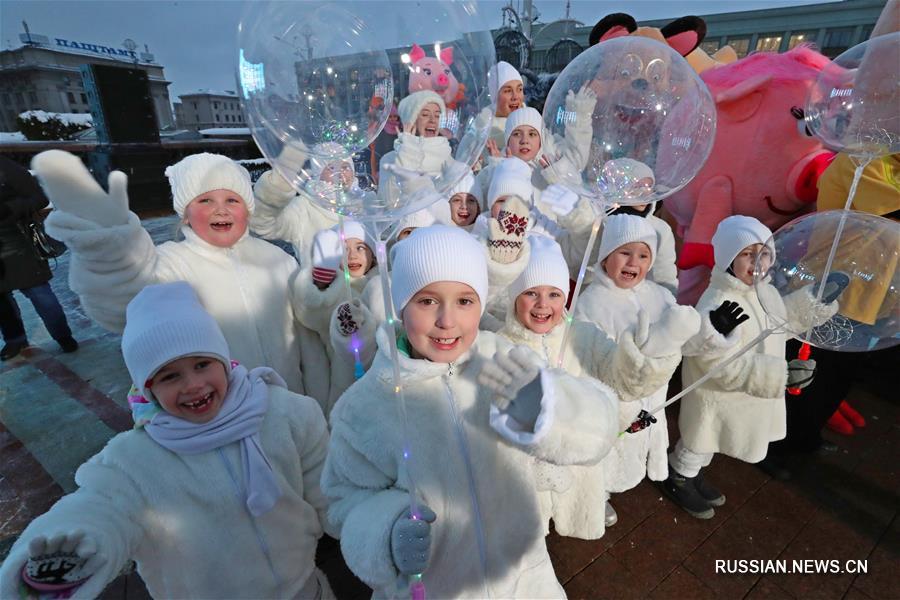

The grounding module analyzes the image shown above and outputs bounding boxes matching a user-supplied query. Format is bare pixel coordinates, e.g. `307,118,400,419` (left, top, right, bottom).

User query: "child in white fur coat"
574,215,696,523
664,216,835,519
0,282,333,599
497,237,698,539
321,226,620,599
32,150,326,399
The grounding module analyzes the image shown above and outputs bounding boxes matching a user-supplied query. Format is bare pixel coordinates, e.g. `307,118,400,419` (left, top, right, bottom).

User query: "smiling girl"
33,150,323,397
575,215,699,522
322,226,624,598
0,282,333,599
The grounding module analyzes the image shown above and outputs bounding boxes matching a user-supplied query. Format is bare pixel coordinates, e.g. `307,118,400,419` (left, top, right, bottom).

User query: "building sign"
55,38,136,59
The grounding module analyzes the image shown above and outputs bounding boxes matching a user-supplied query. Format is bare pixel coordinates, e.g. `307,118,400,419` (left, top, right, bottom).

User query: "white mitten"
382,163,436,197
262,140,310,198
639,305,702,358
311,229,343,287
541,184,579,216
784,284,840,331
488,195,530,264
278,140,309,173
566,84,598,116
478,346,544,429
21,531,106,592
540,154,582,187
31,150,129,227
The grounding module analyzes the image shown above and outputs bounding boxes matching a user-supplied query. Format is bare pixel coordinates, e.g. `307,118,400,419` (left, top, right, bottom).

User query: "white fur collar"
709,268,755,297
592,267,648,298
372,325,475,384
180,224,250,255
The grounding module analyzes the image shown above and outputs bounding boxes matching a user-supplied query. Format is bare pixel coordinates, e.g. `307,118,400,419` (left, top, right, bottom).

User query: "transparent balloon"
542,36,715,208
239,1,495,228
805,32,900,159
238,3,392,156
755,210,900,352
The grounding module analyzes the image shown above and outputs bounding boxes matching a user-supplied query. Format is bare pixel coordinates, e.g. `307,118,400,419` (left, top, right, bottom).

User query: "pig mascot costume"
662,46,834,305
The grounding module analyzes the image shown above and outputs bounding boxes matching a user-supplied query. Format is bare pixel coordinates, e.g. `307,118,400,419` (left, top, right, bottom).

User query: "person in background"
0,155,77,361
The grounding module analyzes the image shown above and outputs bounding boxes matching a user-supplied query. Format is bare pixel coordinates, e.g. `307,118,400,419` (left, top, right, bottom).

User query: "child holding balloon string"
294,219,380,417
494,235,700,539
663,216,838,519
30,150,325,399
321,225,622,599
573,214,713,526
0,282,335,599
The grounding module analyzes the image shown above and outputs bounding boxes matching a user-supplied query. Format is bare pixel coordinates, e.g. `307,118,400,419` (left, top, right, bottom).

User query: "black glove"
709,300,750,336
815,271,850,304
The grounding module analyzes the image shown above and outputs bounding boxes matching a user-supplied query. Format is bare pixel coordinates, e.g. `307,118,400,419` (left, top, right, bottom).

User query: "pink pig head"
660,46,835,304
406,43,460,105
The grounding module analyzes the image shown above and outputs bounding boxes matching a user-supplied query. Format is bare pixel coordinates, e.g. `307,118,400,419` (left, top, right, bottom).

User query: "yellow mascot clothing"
817,153,900,216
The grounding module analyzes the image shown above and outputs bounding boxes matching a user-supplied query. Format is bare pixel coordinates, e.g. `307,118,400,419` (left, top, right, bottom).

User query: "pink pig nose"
436,74,449,86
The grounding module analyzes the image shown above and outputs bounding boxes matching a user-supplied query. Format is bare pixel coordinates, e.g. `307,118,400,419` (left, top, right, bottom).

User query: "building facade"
523,0,886,72
0,35,174,133
175,90,247,131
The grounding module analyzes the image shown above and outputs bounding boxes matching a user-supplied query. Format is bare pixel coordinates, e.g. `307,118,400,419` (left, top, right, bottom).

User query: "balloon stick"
370,226,425,600
338,215,366,379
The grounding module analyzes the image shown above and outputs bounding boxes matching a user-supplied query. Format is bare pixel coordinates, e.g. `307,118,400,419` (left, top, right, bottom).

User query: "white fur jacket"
0,388,332,600
497,302,682,539
249,170,341,266
574,271,680,492
44,211,323,397
679,269,794,462
320,327,618,599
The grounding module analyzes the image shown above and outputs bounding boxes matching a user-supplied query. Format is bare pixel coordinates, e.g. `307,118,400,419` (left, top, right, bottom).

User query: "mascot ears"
589,13,637,46
590,13,708,57
660,16,707,56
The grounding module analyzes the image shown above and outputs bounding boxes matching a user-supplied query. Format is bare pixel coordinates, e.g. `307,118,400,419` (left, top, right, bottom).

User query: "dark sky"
2,0,836,102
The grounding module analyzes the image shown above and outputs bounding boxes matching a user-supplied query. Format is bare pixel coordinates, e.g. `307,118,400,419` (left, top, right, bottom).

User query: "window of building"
215,114,219,121
80,92,88,104
15,92,25,105
72,109,78,113
822,27,855,58
29,91,38,103
1,93,8,105
727,36,752,58
193,102,197,109
195,113,200,121
67,91,76,103
755,34,783,52
700,39,721,54
860,25,874,41
788,30,818,49
214,101,219,109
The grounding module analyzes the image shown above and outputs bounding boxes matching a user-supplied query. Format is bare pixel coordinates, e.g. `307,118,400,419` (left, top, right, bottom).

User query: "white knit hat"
504,107,544,145
487,157,534,209
308,142,352,180
122,281,231,401
396,208,437,234
334,219,374,250
447,171,480,202
165,153,255,218
390,225,489,315
488,61,523,102
712,215,775,271
509,237,570,300
398,91,446,127
597,214,658,268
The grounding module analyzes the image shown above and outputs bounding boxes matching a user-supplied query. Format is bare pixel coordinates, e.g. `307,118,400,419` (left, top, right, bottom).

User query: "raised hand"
31,150,130,227
709,300,750,336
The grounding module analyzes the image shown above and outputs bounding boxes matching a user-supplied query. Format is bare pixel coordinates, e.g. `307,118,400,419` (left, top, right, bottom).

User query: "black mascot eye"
790,106,805,120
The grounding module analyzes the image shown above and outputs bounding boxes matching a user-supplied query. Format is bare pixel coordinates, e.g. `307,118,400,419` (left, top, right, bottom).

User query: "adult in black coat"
0,155,77,360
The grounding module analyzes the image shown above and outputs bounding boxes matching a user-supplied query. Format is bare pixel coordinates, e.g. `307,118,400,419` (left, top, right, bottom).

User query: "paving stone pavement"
1,215,897,599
